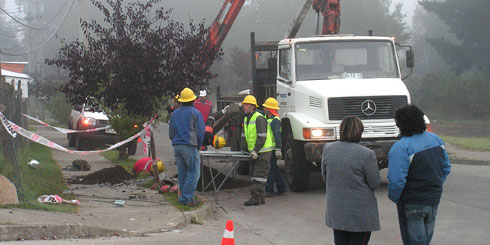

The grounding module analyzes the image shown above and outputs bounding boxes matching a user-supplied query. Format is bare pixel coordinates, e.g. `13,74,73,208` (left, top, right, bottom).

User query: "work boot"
265,191,275,197
276,189,287,195
244,198,265,206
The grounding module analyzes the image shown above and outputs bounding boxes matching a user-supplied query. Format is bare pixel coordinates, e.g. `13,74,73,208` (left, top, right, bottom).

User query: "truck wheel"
284,131,310,192
127,139,137,155
76,134,85,151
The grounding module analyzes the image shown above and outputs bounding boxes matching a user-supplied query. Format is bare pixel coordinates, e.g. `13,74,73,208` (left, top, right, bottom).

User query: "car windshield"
295,40,399,81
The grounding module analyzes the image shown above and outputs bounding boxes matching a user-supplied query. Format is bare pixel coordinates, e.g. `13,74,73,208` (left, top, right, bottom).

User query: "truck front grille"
328,96,408,120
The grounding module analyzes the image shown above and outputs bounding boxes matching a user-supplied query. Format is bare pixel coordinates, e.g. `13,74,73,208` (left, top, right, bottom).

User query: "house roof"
1,69,31,79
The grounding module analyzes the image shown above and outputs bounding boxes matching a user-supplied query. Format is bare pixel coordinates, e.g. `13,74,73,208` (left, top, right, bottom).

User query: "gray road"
9,123,490,244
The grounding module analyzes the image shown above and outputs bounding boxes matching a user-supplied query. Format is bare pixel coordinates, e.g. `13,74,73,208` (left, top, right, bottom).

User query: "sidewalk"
0,125,214,241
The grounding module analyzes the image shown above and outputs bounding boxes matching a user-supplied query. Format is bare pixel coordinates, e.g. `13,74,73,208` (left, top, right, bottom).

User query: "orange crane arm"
312,0,341,34
205,0,246,60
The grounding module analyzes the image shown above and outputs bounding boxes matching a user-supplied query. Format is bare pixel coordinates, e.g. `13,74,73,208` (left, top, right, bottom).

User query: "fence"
0,79,27,200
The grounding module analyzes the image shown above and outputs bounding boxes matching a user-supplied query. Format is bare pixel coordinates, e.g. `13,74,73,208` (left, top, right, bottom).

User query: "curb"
0,200,215,242
450,158,490,166
0,224,131,241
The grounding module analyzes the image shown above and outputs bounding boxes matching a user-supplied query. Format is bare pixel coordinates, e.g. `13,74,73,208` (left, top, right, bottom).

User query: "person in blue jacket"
169,87,205,207
388,104,451,245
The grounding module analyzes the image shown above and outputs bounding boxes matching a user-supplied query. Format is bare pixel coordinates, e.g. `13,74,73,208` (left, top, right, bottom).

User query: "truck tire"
284,130,310,192
127,139,137,155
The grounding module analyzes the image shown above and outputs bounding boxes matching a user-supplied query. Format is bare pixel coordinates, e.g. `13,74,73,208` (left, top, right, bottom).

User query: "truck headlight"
303,128,335,140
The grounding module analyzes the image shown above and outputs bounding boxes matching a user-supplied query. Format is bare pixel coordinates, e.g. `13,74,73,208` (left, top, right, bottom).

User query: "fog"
0,0,488,121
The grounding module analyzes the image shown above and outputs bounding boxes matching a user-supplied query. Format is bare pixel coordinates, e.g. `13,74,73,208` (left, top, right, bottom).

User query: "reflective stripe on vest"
143,159,153,171
267,116,281,150
243,111,274,153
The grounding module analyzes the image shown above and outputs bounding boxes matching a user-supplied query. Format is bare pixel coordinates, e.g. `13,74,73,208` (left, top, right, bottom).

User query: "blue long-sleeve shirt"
169,105,205,148
387,131,451,205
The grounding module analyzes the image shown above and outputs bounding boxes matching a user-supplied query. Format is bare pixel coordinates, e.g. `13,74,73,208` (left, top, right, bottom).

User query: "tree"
419,0,490,73
46,0,221,157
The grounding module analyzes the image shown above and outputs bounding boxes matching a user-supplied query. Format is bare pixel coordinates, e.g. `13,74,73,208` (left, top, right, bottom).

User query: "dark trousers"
249,151,271,201
265,150,286,193
333,229,371,245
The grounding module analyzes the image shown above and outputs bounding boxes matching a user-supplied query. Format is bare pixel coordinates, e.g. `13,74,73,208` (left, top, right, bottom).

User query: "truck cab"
252,34,413,191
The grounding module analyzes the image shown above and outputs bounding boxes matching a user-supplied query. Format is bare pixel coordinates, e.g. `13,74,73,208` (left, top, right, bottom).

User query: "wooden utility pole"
150,130,160,185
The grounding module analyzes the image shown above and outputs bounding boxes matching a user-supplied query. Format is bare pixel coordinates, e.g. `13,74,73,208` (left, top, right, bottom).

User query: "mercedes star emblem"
361,100,376,116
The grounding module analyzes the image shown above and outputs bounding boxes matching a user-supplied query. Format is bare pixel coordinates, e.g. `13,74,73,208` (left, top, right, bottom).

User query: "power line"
0,0,74,56
0,6,48,30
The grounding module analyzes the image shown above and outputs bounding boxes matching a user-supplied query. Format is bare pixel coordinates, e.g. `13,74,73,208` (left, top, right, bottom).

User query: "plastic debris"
27,160,40,169
37,195,80,205
114,200,125,207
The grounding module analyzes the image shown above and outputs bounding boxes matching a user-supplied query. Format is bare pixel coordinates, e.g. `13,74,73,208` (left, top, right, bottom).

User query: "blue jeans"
174,145,200,204
265,151,286,193
397,203,438,245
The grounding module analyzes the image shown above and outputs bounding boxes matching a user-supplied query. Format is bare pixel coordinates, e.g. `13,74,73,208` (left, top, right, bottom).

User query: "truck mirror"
406,50,414,68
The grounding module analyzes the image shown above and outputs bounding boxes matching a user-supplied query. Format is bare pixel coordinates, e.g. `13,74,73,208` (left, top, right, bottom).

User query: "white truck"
251,33,415,191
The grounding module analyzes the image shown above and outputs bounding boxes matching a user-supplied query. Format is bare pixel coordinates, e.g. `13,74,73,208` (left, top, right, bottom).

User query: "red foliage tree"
46,0,222,118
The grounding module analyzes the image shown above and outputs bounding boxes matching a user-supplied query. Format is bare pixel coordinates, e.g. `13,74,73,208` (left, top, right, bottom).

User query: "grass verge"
0,142,78,213
163,192,202,212
440,135,490,151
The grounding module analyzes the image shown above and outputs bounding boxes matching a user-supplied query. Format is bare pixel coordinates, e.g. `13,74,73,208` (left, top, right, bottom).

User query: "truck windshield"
295,40,398,81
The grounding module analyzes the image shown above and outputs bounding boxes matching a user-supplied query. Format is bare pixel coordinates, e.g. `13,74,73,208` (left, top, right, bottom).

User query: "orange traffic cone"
221,220,235,245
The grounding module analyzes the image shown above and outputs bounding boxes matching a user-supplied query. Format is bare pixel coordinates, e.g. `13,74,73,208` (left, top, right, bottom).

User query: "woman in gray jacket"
321,116,381,245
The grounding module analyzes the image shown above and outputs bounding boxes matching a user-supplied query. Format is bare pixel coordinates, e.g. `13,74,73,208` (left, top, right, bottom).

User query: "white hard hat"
199,90,207,97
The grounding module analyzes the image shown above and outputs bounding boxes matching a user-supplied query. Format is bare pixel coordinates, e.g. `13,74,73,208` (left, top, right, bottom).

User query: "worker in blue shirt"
169,87,205,207
388,104,451,245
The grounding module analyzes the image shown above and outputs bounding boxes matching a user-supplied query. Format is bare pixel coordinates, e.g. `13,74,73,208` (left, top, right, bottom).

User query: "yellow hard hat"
151,160,165,173
262,97,279,110
213,135,226,149
178,88,197,102
242,95,258,107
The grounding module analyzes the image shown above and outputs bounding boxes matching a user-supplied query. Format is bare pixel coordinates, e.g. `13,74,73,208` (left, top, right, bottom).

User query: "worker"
203,102,242,149
240,95,273,206
169,87,205,207
166,95,181,123
262,98,287,197
132,157,164,175
194,90,212,122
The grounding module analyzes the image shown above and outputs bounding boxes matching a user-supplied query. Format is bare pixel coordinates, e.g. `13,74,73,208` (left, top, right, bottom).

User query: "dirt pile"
69,166,134,185
197,165,250,191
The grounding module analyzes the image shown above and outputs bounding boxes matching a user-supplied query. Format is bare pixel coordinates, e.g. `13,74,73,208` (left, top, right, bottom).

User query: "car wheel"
283,130,310,192
68,133,76,147
76,134,85,151
127,139,137,155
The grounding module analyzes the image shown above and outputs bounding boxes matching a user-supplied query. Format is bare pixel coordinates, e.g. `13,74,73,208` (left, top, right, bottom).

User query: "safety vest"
243,111,274,153
194,99,212,121
267,116,281,150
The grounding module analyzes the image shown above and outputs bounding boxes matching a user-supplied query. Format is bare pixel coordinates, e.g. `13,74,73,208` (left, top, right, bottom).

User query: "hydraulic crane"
204,0,246,64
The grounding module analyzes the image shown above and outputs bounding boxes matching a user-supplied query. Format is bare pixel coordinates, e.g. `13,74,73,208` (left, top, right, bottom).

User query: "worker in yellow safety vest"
262,97,287,197
240,95,274,206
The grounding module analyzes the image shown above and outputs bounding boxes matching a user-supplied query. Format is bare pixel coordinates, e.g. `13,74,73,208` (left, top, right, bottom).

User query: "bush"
45,92,72,126
406,71,490,120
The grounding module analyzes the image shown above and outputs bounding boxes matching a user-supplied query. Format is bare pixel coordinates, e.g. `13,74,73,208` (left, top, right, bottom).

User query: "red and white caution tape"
1,112,143,155
1,112,17,138
22,113,110,134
